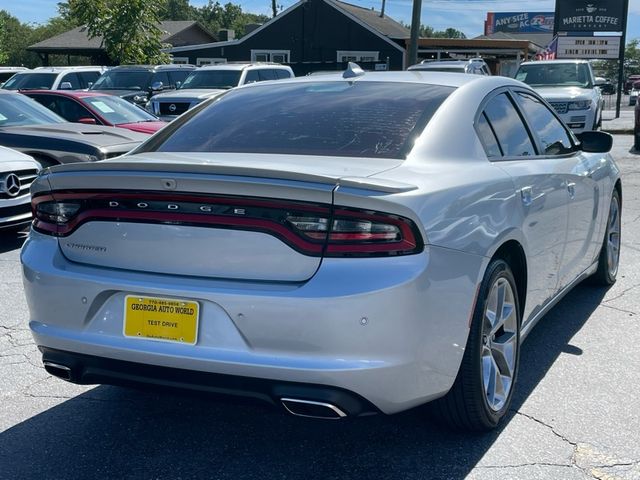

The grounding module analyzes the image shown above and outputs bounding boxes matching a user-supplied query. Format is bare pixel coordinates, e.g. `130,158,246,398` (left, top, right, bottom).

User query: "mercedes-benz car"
0,90,148,168
515,59,603,133
0,146,40,231
22,68,621,431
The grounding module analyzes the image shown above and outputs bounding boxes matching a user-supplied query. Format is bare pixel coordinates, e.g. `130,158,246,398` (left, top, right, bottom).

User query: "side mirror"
577,131,613,153
78,117,97,125
87,82,93,89
59,82,73,90
150,81,164,92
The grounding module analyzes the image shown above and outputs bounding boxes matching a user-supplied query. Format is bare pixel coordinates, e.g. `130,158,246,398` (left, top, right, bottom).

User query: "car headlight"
568,100,591,111
133,95,148,104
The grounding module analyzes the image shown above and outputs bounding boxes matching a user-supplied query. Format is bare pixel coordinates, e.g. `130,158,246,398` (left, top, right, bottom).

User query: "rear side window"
258,69,278,81
150,81,454,159
60,73,81,89
515,92,574,156
275,69,292,79
78,71,101,88
244,70,260,83
484,93,536,157
169,70,192,86
476,113,502,158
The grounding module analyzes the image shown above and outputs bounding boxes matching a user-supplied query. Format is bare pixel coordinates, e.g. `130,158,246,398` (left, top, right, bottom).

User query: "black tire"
591,189,621,286
432,259,521,431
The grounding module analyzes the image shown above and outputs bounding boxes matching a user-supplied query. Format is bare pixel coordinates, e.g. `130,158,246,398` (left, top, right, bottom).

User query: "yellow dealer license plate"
124,295,199,345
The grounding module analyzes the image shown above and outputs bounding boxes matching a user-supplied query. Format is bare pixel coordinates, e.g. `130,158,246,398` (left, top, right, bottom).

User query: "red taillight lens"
31,191,423,257
287,209,421,257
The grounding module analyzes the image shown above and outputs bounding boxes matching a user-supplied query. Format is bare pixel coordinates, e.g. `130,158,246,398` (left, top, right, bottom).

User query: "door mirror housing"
78,117,97,125
150,81,164,92
577,131,613,153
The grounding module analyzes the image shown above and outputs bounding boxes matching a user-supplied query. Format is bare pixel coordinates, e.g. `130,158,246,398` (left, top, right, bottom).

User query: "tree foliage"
0,15,8,64
66,0,171,65
404,23,467,39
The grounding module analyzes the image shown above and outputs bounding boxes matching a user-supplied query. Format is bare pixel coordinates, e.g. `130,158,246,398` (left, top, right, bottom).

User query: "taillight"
287,208,421,257
31,191,423,257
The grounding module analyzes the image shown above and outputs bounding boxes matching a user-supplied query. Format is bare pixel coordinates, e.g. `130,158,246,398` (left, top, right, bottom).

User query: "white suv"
1,66,107,91
408,58,491,75
515,60,603,133
148,63,294,120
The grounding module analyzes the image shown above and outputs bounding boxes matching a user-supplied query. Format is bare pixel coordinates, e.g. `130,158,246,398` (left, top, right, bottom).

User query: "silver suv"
148,63,294,120
408,58,491,75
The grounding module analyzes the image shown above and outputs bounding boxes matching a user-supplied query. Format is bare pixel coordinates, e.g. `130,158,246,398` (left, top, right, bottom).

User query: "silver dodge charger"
21,69,621,431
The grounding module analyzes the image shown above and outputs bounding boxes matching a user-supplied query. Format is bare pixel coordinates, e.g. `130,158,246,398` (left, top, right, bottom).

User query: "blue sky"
3,0,640,41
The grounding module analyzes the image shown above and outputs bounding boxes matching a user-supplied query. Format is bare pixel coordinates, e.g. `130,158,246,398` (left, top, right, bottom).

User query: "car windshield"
148,81,454,159
515,63,593,88
0,93,65,126
91,71,152,90
2,73,57,90
84,95,158,124
179,70,242,90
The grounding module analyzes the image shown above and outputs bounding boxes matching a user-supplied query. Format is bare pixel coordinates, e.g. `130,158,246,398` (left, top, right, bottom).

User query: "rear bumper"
40,347,379,416
22,230,487,414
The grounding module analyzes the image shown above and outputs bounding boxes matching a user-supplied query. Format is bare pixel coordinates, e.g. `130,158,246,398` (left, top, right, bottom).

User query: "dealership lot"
0,135,638,479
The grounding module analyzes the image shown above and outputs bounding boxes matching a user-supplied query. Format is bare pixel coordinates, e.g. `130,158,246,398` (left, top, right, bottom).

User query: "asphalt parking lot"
1,135,639,480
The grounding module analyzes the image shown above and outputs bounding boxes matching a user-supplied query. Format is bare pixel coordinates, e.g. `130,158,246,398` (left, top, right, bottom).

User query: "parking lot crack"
604,284,640,303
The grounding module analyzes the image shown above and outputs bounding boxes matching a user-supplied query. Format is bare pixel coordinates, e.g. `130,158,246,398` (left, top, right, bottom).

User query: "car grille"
0,169,38,200
159,102,191,116
550,102,568,114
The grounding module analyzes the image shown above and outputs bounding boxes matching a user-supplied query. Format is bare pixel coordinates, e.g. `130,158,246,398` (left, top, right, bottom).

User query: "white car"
0,146,40,231
515,60,603,133
1,66,106,91
22,70,620,431
147,63,294,120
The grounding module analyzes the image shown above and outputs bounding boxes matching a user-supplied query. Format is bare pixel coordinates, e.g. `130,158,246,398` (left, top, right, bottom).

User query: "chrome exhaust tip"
281,398,347,419
43,361,72,381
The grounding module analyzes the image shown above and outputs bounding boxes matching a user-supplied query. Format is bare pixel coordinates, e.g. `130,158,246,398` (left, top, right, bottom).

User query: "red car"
23,90,166,134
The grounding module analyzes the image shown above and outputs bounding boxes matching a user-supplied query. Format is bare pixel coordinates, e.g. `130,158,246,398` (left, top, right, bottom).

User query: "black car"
89,64,197,107
0,91,147,168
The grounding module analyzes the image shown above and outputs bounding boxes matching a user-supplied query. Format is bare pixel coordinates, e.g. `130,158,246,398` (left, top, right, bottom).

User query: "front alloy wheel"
434,259,521,431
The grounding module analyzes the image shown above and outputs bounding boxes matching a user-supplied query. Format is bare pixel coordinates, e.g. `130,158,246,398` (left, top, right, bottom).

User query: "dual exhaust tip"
43,361,349,419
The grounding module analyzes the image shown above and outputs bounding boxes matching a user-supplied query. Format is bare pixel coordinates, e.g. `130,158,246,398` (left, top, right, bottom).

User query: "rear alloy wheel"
434,259,521,431
591,190,621,285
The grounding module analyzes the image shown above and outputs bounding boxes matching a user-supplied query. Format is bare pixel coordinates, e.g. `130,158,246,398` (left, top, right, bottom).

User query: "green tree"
66,0,171,64
403,23,466,39
0,15,8,64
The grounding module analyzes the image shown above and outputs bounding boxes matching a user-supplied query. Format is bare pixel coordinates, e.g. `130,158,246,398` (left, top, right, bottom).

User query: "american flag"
536,36,558,61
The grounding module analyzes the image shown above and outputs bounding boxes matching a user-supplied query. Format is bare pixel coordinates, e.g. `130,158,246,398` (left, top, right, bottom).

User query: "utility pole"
615,0,629,119
407,0,422,68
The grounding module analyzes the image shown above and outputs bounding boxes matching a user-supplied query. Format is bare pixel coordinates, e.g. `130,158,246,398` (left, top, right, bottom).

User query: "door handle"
521,186,533,207
566,182,576,198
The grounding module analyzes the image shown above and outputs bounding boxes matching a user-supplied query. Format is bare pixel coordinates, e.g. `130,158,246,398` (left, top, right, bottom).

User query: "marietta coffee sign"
556,1,625,32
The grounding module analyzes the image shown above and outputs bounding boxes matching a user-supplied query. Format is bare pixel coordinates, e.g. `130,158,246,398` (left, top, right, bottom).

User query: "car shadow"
0,283,607,479
0,227,28,254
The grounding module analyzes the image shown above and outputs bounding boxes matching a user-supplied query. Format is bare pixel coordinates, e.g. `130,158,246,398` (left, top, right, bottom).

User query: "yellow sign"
123,295,199,345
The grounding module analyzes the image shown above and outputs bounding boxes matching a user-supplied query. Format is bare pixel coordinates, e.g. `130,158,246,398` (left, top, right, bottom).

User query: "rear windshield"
2,73,57,90
151,81,454,159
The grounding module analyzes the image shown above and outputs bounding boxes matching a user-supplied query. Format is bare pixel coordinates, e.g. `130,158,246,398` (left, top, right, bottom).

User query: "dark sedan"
0,91,147,168
24,90,166,135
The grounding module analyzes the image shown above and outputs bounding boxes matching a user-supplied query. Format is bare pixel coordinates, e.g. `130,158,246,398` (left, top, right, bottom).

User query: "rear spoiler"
43,161,418,194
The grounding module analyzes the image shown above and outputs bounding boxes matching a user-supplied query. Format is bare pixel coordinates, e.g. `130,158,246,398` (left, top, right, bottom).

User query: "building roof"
327,0,410,39
473,32,552,50
28,21,214,53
